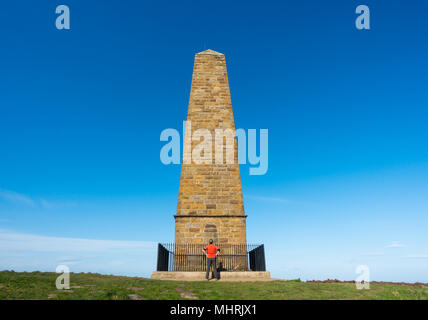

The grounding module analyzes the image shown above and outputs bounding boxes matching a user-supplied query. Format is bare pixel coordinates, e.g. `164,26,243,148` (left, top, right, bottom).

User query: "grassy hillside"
0,271,427,300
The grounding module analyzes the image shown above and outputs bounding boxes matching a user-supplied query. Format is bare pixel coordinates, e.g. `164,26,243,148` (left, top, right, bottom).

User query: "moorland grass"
0,271,427,300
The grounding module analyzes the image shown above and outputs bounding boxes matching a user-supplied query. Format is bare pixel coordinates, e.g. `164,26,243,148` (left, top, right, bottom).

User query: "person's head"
209,239,213,244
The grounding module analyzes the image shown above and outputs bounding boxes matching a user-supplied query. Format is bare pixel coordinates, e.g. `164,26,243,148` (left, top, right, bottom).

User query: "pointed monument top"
196,49,224,56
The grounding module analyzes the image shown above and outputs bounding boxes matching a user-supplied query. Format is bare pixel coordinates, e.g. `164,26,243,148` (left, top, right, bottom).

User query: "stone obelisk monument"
174,49,247,246
152,50,269,280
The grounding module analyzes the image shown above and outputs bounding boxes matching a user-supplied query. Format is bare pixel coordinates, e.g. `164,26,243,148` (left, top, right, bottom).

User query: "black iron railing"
156,243,266,272
249,244,266,272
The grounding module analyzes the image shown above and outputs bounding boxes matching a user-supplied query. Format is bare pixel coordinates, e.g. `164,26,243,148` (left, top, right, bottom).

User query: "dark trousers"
206,258,218,279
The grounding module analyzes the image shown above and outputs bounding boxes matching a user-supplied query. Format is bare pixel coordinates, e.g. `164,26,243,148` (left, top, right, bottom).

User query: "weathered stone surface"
175,49,246,246
175,216,246,244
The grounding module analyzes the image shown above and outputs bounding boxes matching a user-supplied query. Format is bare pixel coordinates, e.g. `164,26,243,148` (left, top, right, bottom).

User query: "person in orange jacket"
202,239,220,280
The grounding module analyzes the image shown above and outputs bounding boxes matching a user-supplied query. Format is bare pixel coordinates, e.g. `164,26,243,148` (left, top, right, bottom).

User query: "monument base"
151,271,272,282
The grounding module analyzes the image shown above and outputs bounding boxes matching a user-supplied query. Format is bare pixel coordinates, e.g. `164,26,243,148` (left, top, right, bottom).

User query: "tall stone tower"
174,49,246,246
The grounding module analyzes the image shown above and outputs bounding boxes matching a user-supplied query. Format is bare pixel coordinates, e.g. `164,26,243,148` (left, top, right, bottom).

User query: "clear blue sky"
1,0,428,282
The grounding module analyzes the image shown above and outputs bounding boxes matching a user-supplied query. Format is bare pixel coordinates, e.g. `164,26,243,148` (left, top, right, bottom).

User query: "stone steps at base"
151,271,271,281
